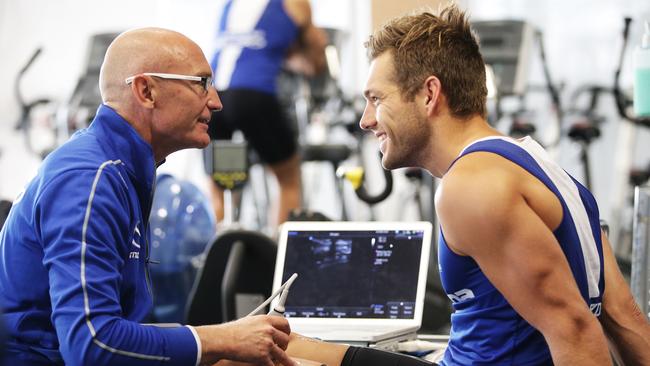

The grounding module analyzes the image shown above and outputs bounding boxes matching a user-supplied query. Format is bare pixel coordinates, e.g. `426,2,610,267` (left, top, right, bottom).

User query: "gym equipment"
400,168,437,229
474,21,564,148
188,140,279,324
204,140,250,226
336,154,393,207
148,174,216,323
564,85,609,190
472,20,535,96
0,200,12,230
630,163,650,187
613,18,650,128
14,47,55,159
302,142,353,220
205,141,249,192
606,17,650,263
559,17,650,186
631,185,650,320
276,28,364,221
185,230,278,324
633,21,650,117
279,68,356,221
56,32,120,142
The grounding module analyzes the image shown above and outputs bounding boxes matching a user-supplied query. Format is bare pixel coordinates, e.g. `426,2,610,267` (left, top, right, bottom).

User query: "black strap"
342,346,436,366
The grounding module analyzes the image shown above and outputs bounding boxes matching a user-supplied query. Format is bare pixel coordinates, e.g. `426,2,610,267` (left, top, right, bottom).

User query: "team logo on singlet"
590,302,602,316
447,288,476,303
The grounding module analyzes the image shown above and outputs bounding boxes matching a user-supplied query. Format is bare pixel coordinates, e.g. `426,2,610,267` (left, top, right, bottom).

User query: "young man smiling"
359,5,650,366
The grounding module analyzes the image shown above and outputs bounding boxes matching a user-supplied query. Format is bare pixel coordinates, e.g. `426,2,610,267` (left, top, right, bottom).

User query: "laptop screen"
278,227,426,319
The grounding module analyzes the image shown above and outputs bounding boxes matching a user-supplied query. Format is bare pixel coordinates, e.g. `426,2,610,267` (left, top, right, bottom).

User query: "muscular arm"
599,231,650,365
436,154,611,365
212,333,348,366
285,333,348,365
283,0,327,75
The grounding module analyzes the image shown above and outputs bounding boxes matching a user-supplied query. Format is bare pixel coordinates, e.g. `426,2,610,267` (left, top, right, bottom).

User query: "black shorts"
208,89,298,164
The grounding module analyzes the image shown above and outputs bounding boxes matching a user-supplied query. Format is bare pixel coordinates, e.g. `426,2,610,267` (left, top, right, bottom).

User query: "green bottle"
634,21,650,117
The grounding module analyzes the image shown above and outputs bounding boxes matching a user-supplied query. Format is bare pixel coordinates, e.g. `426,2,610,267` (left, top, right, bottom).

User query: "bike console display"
207,140,249,190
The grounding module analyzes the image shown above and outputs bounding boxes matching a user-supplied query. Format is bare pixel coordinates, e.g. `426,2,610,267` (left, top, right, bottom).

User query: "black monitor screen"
281,229,424,319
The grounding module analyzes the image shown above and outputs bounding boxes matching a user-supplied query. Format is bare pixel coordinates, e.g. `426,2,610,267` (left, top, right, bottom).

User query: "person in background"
0,27,294,366
358,4,650,365
207,0,327,226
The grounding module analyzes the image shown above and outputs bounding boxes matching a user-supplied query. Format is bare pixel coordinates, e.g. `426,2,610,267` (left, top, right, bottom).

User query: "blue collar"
87,104,156,191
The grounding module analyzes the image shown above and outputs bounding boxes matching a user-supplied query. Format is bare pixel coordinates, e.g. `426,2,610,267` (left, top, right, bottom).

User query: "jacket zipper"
143,166,158,299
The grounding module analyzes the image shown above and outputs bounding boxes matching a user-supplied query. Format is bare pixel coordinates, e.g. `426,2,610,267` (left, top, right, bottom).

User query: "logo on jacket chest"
129,223,142,260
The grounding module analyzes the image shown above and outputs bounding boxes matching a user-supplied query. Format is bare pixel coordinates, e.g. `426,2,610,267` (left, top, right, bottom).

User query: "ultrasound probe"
246,273,298,317
246,273,326,366
268,272,298,317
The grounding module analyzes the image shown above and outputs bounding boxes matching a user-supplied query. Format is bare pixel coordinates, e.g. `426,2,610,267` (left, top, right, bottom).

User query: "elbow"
59,328,109,366
62,332,127,366
58,319,120,366
60,336,94,366
568,309,602,335
540,305,605,345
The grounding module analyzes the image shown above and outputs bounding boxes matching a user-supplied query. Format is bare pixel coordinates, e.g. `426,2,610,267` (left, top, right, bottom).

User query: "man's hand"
196,315,295,366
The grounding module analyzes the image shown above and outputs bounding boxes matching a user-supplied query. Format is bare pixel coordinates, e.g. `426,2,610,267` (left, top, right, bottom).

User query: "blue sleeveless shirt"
438,137,604,365
211,0,299,95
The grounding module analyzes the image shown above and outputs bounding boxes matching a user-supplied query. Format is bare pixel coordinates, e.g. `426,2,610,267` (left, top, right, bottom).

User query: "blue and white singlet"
438,136,604,365
211,0,299,95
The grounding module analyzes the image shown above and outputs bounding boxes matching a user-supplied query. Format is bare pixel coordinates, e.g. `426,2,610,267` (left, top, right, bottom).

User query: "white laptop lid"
271,221,432,342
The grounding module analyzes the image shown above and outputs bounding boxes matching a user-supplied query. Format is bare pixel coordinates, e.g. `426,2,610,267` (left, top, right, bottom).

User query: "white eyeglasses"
125,72,213,93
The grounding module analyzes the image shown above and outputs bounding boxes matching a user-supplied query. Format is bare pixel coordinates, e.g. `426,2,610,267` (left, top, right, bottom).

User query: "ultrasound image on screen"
281,230,423,319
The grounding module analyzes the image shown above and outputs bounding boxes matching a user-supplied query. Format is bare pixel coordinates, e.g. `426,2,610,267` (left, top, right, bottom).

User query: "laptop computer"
271,221,433,344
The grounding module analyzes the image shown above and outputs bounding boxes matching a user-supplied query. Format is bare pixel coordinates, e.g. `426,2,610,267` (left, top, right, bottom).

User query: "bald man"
0,28,294,366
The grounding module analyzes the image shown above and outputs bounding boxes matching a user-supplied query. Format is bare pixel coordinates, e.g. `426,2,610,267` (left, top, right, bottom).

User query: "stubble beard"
381,108,428,171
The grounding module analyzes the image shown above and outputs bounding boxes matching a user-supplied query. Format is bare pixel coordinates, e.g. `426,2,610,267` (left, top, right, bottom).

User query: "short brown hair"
365,5,487,118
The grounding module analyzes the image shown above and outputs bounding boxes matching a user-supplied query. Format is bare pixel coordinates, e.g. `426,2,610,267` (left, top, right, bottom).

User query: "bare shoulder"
435,152,523,255
283,0,311,27
436,152,521,220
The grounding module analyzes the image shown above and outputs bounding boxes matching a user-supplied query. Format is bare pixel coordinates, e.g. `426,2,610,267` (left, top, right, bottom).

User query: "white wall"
1,0,649,249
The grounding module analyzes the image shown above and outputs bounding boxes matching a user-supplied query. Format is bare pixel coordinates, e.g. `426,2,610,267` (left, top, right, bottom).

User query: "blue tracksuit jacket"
0,105,199,365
